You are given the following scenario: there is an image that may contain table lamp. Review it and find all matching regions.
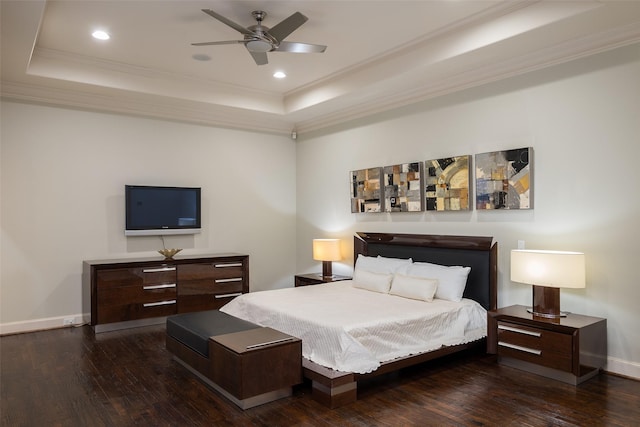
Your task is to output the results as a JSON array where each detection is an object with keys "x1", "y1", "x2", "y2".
[
  {"x1": 313, "y1": 239, "x2": 341, "y2": 278},
  {"x1": 511, "y1": 249, "x2": 585, "y2": 318}
]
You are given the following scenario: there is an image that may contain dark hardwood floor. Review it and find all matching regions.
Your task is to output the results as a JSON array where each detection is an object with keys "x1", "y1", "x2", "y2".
[{"x1": 1, "y1": 324, "x2": 638, "y2": 426}]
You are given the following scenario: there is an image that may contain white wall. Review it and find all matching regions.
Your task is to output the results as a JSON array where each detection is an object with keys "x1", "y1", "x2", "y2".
[
  {"x1": 296, "y1": 44, "x2": 640, "y2": 378},
  {"x1": 1, "y1": 102, "x2": 297, "y2": 332}
]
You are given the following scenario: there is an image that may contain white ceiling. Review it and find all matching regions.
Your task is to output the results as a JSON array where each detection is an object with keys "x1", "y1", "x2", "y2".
[{"x1": 2, "y1": 1, "x2": 640, "y2": 136}]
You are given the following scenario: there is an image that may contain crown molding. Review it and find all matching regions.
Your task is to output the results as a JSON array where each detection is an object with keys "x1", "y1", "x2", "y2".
[
  {"x1": 293, "y1": 24, "x2": 640, "y2": 134},
  {"x1": 29, "y1": 47, "x2": 285, "y2": 114},
  {"x1": 1, "y1": 81, "x2": 294, "y2": 135}
]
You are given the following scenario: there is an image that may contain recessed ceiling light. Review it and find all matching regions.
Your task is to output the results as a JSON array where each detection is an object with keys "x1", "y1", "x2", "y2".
[
  {"x1": 92, "y1": 30, "x2": 110, "y2": 41},
  {"x1": 273, "y1": 71, "x2": 286, "y2": 79}
]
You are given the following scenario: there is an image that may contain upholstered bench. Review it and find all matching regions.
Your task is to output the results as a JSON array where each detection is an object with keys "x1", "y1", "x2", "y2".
[{"x1": 166, "y1": 310, "x2": 302, "y2": 409}]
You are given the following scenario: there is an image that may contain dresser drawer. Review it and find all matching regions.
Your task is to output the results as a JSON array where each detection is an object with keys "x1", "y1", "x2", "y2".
[
  {"x1": 177, "y1": 280, "x2": 243, "y2": 296},
  {"x1": 178, "y1": 261, "x2": 245, "y2": 281},
  {"x1": 177, "y1": 293, "x2": 239, "y2": 312},
  {"x1": 97, "y1": 266, "x2": 176, "y2": 289},
  {"x1": 497, "y1": 321, "x2": 573, "y2": 372},
  {"x1": 98, "y1": 282, "x2": 177, "y2": 305},
  {"x1": 97, "y1": 299, "x2": 177, "y2": 324}
]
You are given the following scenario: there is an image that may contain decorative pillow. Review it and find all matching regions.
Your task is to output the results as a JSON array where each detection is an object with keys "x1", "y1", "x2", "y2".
[
  {"x1": 397, "y1": 262, "x2": 471, "y2": 302},
  {"x1": 352, "y1": 269, "x2": 393, "y2": 293},
  {"x1": 354, "y1": 254, "x2": 412, "y2": 275},
  {"x1": 389, "y1": 274, "x2": 438, "y2": 302}
]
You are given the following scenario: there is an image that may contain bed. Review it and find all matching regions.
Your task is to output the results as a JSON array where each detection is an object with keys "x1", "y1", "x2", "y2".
[{"x1": 222, "y1": 232, "x2": 497, "y2": 407}]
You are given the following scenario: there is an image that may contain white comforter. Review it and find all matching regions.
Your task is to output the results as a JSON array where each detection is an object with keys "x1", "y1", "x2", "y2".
[{"x1": 220, "y1": 280, "x2": 487, "y2": 374}]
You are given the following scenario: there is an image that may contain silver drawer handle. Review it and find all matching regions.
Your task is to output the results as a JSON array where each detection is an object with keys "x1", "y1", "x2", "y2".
[
  {"x1": 142, "y1": 267, "x2": 176, "y2": 273},
  {"x1": 498, "y1": 341, "x2": 542, "y2": 355},
  {"x1": 214, "y1": 293, "x2": 242, "y2": 299},
  {"x1": 143, "y1": 284, "x2": 176, "y2": 290},
  {"x1": 246, "y1": 337, "x2": 295, "y2": 350},
  {"x1": 498, "y1": 325, "x2": 541, "y2": 337},
  {"x1": 215, "y1": 278, "x2": 243, "y2": 283},
  {"x1": 143, "y1": 300, "x2": 176, "y2": 307},
  {"x1": 214, "y1": 263, "x2": 243, "y2": 268}
]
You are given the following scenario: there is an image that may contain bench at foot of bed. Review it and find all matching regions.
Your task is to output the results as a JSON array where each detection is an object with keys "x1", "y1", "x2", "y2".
[{"x1": 166, "y1": 310, "x2": 302, "y2": 409}]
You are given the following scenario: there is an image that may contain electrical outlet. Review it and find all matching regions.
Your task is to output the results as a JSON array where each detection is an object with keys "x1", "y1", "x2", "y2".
[
  {"x1": 517, "y1": 240, "x2": 525, "y2": 249},
  {"x1": 63, "y1": 317, "x2": 75, "y2": 326}
]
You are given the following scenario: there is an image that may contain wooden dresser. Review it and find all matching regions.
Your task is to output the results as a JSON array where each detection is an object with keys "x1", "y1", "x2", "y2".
[{"x1": 83, "y1": 253, "x2": 248, "y2": 332}]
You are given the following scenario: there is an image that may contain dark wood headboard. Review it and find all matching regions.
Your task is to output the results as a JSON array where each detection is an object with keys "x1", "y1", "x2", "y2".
[{"x1": 354, "y1": 232, "x2": 497, "y2": 311}]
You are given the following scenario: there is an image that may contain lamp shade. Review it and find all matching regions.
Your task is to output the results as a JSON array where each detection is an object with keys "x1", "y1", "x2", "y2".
[
  {"x1": 313, "y1": 239, "x2": 341, "y2": 261},
  {"x1": 511, "y1": 250, "x2": 585, "y2": 289}
]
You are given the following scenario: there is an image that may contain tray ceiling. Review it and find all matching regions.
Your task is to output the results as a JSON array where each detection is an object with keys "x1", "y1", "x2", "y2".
[{"x1": 2, "y1": 1, "x2": 639, "y2": 135}]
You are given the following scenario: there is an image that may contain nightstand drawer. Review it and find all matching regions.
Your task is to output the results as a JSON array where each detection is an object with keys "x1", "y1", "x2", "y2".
[{"x1": 497, "y1": 321, "x2": 573, "y2": 372}]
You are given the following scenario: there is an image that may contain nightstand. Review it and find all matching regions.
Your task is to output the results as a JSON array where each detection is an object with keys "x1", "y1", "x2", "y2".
[
  {"x1": 487, "y1": 305, "x2": 606, "y2": 385},
  {"x1": 294, "y1": 273, "x2": 352, "y2": 287}
]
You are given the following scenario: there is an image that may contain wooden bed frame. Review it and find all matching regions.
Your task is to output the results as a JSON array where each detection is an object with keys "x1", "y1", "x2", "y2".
[{"x1": 303, "y1": 232, "x2": 497, "y2": 408}]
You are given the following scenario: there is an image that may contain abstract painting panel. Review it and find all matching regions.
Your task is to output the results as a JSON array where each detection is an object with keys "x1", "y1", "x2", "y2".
[
  {"x1": 475, "y1": 147, "x2": 532, "y2": 210},
  {"x1": 383, "y1": 162, "x2": 423, "y2": 212},
  {"x1": 424, "y1": 156, "x2": 471, "y2": 211},
  {"x1": 350, "y1": 167, "x2": 383, "y2": 212}
]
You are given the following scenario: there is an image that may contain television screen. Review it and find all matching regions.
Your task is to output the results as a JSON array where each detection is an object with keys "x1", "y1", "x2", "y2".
[{"x1": 125, "y1": 185, "x2": 201, "y2": 236}]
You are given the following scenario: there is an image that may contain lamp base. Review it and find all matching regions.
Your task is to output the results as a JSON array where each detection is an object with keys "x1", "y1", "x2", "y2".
[
  {"x1": 322, "y1": 261, "x2": 333, "y2": 279},
  {"x1": 529, "y1": 285, "x2": 567, "y2": 318},
  {"x1": 526, "y1": 308, "x2": 568, "y2": 319}
]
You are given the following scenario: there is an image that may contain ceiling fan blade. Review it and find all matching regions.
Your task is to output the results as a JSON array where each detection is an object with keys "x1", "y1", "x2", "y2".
[
  {"x1": 191, "y1": 40, "x2": 245, "y2": 46},
  {"x1": 274, "y1": 41, "x2": 327, "y2": 54},
  {"x1": 268, "y1": 12, "x2": 308, "y2": 42},
  {"x1": 249, "y1": 51, "x2": 268, "y2": 66},
  {"x1": 201, "y1": 9, "x2": 252, "y2": 35}
]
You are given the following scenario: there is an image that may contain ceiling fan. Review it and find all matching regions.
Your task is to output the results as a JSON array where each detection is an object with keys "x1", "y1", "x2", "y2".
[{"x1": 192, "y1": 9, "x2": 327, "y2": 66}]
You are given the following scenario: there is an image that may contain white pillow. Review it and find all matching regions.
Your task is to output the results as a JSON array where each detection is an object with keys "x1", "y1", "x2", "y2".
[
  {"x1": 354, "y1": 254, "x2": 412, "y2": 275},
  {"x1": 389, "y1": 274, "x2": 438, "y2": 302},
  {"x1": 397, "y1": 262, "x2": 471, "y2": 302},
  {"x1": 352, "y1": 269, "x2": 393, "y2": 293}
]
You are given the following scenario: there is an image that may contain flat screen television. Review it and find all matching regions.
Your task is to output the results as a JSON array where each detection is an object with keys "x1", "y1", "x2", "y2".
[{"x1": 125, "y1": 185, "x2": 201, "y2": 236}]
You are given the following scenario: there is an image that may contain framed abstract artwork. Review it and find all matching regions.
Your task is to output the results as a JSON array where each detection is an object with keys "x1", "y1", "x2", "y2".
[
  {"x1": 475, "y1": 147, "x2": 532, "y2": 210},
  {"x1": 383, "y1": 162, "x2": 423, "y2": 212},
  {"x1": 424, "y1": 155, "x2": 471, "y2": 211},
  {"x1": 350, "y1": 167, "x2": 383, "y2": 212}
]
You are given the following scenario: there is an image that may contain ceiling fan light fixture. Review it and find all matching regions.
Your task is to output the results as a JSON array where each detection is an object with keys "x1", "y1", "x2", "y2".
[
  {"x1": 246, "y1": 39, "x2": 272, "y2": 53},
  {"x1": 194, "y1": 9, "x2": 326, "y2": 66}
]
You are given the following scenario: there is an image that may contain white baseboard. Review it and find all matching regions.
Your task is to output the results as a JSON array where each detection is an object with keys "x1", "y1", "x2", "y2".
[
  {"x1": 606, "y1": 356, "x2": 640, "y2": 380},
  {"x1": 0, "y1": 313, "x2": 90, "y2": 335}
]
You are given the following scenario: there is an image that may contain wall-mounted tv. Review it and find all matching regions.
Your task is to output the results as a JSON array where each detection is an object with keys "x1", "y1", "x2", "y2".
[{"x1": 125, "y1": 185, "x2": 201, "y2": 236}]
